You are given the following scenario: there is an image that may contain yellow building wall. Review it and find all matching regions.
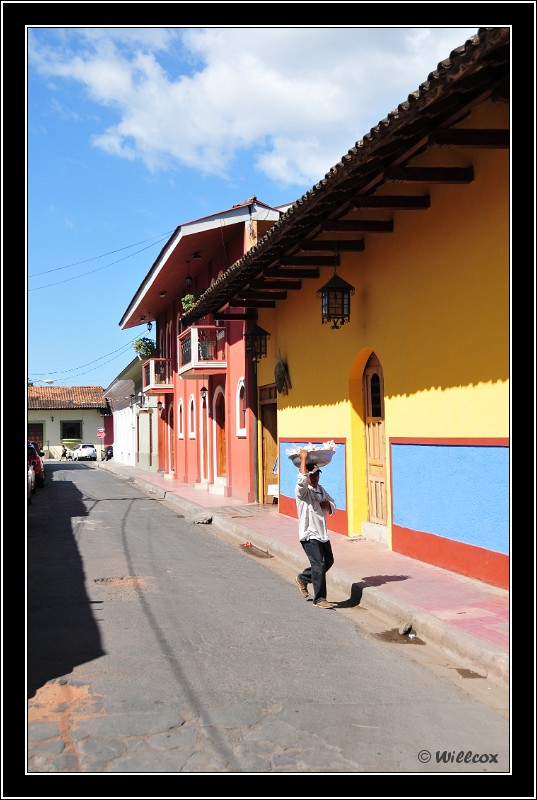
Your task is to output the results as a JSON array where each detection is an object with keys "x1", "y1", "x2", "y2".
[{"x1": 255, "y1": 99, "x2": 509, "y2": 540}]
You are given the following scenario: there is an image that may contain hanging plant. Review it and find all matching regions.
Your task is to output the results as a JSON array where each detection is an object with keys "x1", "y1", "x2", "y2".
[
  {"x1": 133, "y1": 337, "x2": 156, "y2": 358},
  {"x1": 181, "y1": 293, "x2": 198, "y2": 312}
]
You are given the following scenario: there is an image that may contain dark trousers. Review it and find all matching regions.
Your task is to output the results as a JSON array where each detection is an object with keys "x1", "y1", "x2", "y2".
[{"x1": 299, "y1": 539, "x2": 334, "y2": 603}]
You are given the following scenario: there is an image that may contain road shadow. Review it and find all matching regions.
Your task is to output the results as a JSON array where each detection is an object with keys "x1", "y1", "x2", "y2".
[
  {"x1": 27, "y1": 464, "x2": 105, "y2": 699},
  {"x1": 334, "y1": 575, "x2": 410, "y2": 608}
]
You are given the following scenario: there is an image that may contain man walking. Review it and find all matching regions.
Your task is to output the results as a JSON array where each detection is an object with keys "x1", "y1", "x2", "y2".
[{"x1": 294, "y1": 448, "x2": 337, "y2": 609}]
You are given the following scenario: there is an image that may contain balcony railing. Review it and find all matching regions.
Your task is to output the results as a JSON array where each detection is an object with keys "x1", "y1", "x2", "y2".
[
  {"x1": 177, "y1": 326, "x2": 227, "y2": 379},
  {"x1": 142, "y1": 358, "x2": 173, "y2": 394}
]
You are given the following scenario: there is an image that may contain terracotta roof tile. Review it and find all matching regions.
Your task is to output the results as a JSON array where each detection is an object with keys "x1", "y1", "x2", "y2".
[{"x1": 28, "y1": 386, "x2": 108, "y2": 410}]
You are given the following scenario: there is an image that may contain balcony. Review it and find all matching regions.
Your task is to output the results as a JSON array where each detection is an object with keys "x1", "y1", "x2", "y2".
[
  {"x1": 178, "y1": 326, "x2": 227, "y2": 380},
  {"x1": 142, "y1": 358, "x2": 174, "y2": 395}
]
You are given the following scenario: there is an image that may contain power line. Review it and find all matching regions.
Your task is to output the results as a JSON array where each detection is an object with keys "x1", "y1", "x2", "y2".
[
  {"x1": 29, "y1": 230, "x2": 175, "y2": 277},
  {"x1": 58, "y1": 347, "x2": 143, "y2": 380},
  {"x1": 28, "y1": 236, "x2": 171, "y2": 291},
  {"x1": 28, "y1": 335, "x2": 147, "y2": 377}
]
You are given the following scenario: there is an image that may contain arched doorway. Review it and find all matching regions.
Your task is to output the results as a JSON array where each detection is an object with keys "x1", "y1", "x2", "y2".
[
  {"x1": 260, "y1": 384, "x2": 278, "y2": 504},
  {"x1": 211, "y1": 387, "x2": 227, "y2": 493},
  {"x1": 362, "y1": 352, "x2": 386, "y2": 525},
  {"x1": 199, "y1": 393, "x2": 209, "y2": 483},
  {"x1": 168, "y1": 404, "x2": 175, "y2": 474},
  {"x1": 215, "y1": 393, "x2": 226, "y2": 478}
]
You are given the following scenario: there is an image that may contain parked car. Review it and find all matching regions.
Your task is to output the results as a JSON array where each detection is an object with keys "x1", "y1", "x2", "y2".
[
  {"x1": 27, "y1": 442, "x2": 46, "y2": 488},
  {"x1": 28, "y1": 462, "x2": 36, "y2": 502},
  {"x1": 104, "y1": 444, "x2": 113, "y2": 461},
  {"x1": 73, "y1": 443, "x2": 97, "y2": 461}
]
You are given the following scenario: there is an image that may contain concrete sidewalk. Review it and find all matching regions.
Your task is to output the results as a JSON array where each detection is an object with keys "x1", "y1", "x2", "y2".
[{"x1": 94, "y1": 459, "x2": 509, "y2": 689}]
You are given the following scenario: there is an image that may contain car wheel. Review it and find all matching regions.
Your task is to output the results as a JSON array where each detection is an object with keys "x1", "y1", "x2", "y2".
[{"x1": 36, "y1": 474, "x2": 45, "y2": 488}]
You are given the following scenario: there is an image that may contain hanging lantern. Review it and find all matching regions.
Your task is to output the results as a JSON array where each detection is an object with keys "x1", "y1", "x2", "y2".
[
  {"x1": 244, "y1": 324, "x2": 271, "y2": 362},
  {"x1": 185, "y1": 260, "x2": 193, "y2": 291},
  {"x1": 316, "y1": 273, "x2": 355, "y2": 329}
]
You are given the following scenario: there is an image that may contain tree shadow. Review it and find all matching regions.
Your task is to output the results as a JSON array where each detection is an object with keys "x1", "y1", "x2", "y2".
[{"x1": 334, "y1": 575, "x2": 410, "y2": 608}]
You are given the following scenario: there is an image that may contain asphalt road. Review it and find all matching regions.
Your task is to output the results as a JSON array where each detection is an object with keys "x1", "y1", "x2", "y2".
[{"x1": 26, "y1": 462, "x2": 510, "y2": 775}]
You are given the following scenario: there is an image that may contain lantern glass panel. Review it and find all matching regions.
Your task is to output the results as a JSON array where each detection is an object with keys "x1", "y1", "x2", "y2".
[{"x1": 323, "y1": 290, "x2": 350, "y2": 318}]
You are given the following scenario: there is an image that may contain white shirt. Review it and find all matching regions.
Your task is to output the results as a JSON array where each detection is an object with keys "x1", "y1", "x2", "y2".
[{"x1": 295, "y1": 472, "x2": 336, "y2": 542}]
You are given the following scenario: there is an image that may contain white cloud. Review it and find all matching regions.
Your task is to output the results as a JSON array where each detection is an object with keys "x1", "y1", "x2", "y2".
[{"x1": 28, "y1": 26, "x2": 479, "y2": 188}]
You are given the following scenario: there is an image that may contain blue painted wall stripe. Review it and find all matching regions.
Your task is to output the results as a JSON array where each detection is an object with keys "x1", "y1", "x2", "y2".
[{"x1": 391, "y1": 444, "x2": 509, "y2": 555}]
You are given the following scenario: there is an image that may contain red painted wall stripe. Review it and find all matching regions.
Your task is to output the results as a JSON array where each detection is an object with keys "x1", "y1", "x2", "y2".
[
  {"x1": 392, "y1": 524, "x2": 509, "y2": 589},
  {"x1": 279, "y1": 495, "x2": 348, "y2": 535},
  {"x1": 390, "y1": 437, "x2": 509, "y2": 447}
]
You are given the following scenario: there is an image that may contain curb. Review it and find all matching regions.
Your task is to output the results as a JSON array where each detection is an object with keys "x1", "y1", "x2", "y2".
[
  {"x1": 101, "y1": 464, "x2": 509, "y2": 690},
  {"x1": 209, "y1": 511, "x2": 509, "y2": 690}
]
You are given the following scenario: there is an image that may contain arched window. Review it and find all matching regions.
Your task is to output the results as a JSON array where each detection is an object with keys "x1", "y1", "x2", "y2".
[
  {"x1": 178, "y1": 398, "x2": 184, "y2": 439},
  {"x1": 188, "y1": 395, "x2": 196, "y2": 438},
  {"x1": 370, "y1": 373, "x2": 382, "y2": 418},
  {"x1": 236, "y1": 378, "x2": 246, "y2": 437}
]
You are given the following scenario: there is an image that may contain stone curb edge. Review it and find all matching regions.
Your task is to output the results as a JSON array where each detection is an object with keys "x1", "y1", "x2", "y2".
[
  {"x1": 105, "y1": 466, "x2": 509, "y2": 691},
  {"x1": 209, "y1": 511, "x2": 509, "y2": 691}
]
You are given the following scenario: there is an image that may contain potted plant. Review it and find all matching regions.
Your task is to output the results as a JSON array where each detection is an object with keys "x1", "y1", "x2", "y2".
[
  {"x1": 181, "y1": 294, "x2": 198, "y2": 312},
  {"x1": 133, "y1": 337, "x2": 156, "y2": 360}
]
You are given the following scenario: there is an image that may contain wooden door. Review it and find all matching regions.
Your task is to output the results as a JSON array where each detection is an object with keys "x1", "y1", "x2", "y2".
[
  {"x1": 363, "y1": 353, "x2": 386, "y2": 524},
  {"x1": 260, "y1": 386, "x2": 278, "y2": 504},
  {"x1": 28, "y1": 423, "x2": 44, "y2": 451},
  {"x1": 169, "y1": 405, "x2": 175, "y2": 473},
  {"x1": 149, "y1": 412, "x2": 153, "y2": 467},
  {"x1": 200, "y1": 396, "x2": 208, "y2": 482},
  {"x1": 215, "y1": 394, "x2": 226, "y2": 477}
]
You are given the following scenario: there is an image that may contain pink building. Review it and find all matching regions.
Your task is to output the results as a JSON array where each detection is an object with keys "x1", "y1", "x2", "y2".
[{"x1": 119, "y1": 198, "x2": 285, "y2": 502}]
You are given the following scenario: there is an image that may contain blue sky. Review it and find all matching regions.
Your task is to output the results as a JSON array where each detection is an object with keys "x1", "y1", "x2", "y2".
[{"x1": 27, "y1": 25, "x2": 479, "y2": 390}]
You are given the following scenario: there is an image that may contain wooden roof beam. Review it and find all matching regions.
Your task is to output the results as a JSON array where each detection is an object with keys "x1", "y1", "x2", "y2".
[
  {"x1": 321, "y1": 220, "x2": 394, "y2": 232},
  {"x1": 351, "y1": 195, "x2": 430, "y2": 210},
  {"x1": 249, "y1": 279, "x2": 302, "y2": 290},
  {"x1": 214, "y1": 311, "x2": 257, "y2": 320},
  {"x1": 299, "y1": 239, "x2": 365, "y2": 252},
  {"x1": 263, "y1": 267, "x2": 320, "y2": 278},
  {"x1": 230, "y1": 299, "x2": 276, "y2": 308},
  {"x1": 383, "y1": 166, "x2": 474, "y2": 183},
  {"x1": 236, "y1": 290, "x2": 288, "y2": 301},
  {"x1": 280, "y1": 256, "x2": 341, "y2": 266},
  {"x1": 429, "y1": 129, "x2": 509, "y2": 148}
]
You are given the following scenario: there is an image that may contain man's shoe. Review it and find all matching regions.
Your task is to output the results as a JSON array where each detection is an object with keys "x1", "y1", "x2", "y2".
[
  {"x1": 295, "y1": 575, "x2": 309, "y2": 599},
  {"x1": 313, "y1": 600, "x2": 335, "y2": 609}
]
